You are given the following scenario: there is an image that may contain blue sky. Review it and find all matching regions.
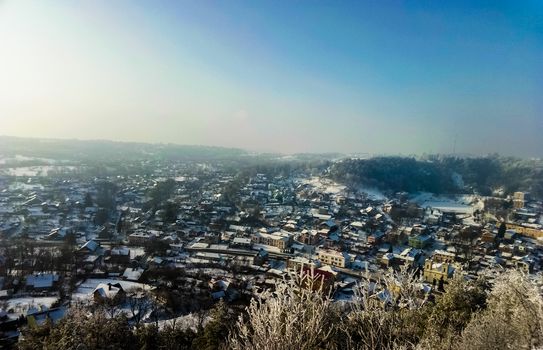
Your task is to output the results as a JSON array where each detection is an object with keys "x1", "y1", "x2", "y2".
[{"x1": 0, "y1": 0, "x2": 541, "y2": 156}]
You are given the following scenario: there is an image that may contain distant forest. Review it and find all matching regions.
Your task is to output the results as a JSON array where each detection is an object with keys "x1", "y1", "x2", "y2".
[
  {"x1": 0, "y1": 136, "x2": 246, "y2": 162},
  {"x1": 329, "y1": 155, "x2": 543, "y2": 198}
]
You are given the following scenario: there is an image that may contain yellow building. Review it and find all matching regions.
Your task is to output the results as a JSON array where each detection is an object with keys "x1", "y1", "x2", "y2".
[
  {"x1": 432, "y1": 249, "x2": 455, "y2": 263},
  {"x1": 251, "y1": 231, "x2": 292, "y2": 251},
  {"x1": 513, "y1": 192, "x2": 526, "y2": 209},
  {"x1": 504, "y1": 222, "x2": 543, "y2": 239},
  {"x1": 423, "y1": 259, "x2": 454, "y2": 284},
  {"x1": 287, "y1": 256, "x2": 315, "y2": 271},
  {"x1": 317, "y1": 249, "x2": 349, "y2": 268}
]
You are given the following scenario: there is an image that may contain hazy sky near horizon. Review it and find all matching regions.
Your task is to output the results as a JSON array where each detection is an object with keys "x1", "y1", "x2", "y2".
[{"x1": 0, "y1": 1, "x2": 541, "y2": 156}]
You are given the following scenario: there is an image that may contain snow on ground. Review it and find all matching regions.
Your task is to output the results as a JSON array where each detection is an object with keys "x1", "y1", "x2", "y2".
[
  {"x1": 151, "y1": 313, "x2": 212, "y2": 331},
  {"x1": 355, "y1": 185, "x2": 387, "y2": 201},
  {"x1": 252, "y1": 243, "x2": 281, "y2": 254},
  {"x1": 184, "y1": 267, "x2": 231, "y2": 277},
  {"x1": 2, "y1": 165, "x2": 78, "y2": 177},
  {"x1": 300, "y1": 177, "x2": 346, "y2": 195},
  {"x1": 72, "y1": 278, "x2": 151, "y2": 301},
  {"x1": 8, "y1": 182, "x2": 45, "y2": 191},
  {"x1": 300, "y1": 176, "x2": 386, "y2": 200},
  {"x1": 412, "y1": 192, "x2": 483, "y2": 214},
  {"x1": 0, "y1": 155, "x2": 57, "y2": 165},
  {"x1": 6, "y1": 296, "x2": 58, "y2": 315}
]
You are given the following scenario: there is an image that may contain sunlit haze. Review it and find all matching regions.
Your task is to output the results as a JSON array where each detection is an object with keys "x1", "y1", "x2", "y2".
[{"x1": 0, "y1": 1, "x2": 541, "y2": 156}]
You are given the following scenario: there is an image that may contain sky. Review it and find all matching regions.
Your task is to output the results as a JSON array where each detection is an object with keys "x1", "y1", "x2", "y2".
[{"x1": 0, "y1": 0, "x2": 541, "y2": 157}]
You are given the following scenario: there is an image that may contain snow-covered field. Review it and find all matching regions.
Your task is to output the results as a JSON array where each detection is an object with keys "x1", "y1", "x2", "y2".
[
  {"x1": 412, "y1": 193, "x2": 483, "y2": 214},
  {"x1": 6, "y1": 296, "x2": 59, "y2": 315},
  {"x1": 300, "y1": 177, "x2": 346, "y2": 195},
  {"x1": 1, "y1": 165, "x2": 78, "y2": 177},
  {"x1": 355, "y1": 185, "x2": 386, "y2": 201},
  {"x1": 299, "y1": 176, "x2": 387, "y2": 200},
  {"x1": 0, "y1": 155, "x2": 56, "y2": 165}
]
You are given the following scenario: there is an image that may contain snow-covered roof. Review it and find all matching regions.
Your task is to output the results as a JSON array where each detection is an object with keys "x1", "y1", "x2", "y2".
[
  {"x1": 81, "y1": 240, "x2": 99, "y2": 252},
  {"x1": 93, "y1": 283, "x2": 124, "y2": 299},
  {"x1": 26, "y1": 274, "x2": 59, "y2": 289}
]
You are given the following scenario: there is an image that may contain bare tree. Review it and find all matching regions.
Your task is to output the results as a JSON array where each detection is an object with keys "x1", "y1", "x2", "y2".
[
  {"x1": 127, "y1": 287, "x2": 153, "y2": 327},
  {"x1": 98, "y1": 295, "x2": 124, "y2": 318}
]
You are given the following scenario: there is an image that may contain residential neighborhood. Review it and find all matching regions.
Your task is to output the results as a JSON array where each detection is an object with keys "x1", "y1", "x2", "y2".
[{"x1": 1, "y1": 153, "x2": 542, "y2": 346}]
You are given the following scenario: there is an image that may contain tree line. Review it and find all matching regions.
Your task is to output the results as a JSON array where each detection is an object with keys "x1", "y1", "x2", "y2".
[{"x1": 329, "y1": 155, "x2": 543, "y2": 198}]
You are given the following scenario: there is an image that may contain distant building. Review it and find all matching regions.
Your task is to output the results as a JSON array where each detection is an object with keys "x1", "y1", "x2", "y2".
[
  {"x1": 408, "y1": 234, "x2": 433, "y2": 249},
  {"x1": 128, "y1": 231, "x2": 160, "y2": 245},
  {"x1": 481, "y1": 230, "x2": 496, "y2": 243},
  {"x1": 299, "y1": 229, "x2": 319, "y2": 245},
  {"x1": 26, "y1": 273, "x2": 59, "y2": 291},
  {"x1": 251, "y1": 231, "x2": 292, "y2": 251},
  {"x1": 423, "y1": 259, "x2": 454, "y2": 284},
  {"x1": 106, "y1": 247, "x2": 130, "y2": 265},
  {"x1": 367, "y1": 231, "x2": 385, "y2": 245},
  {"x1": 513, "y1": 192, "x2": 527, "y2": 209},
  {"x1": 230, "y1": 237, "x2": 252, "y2": 249},
  {"x1": 432, "y1": 249, "x2": 455, "y2": 263},
  {"x1": 253, "y1": 248, "x2": 268, "y2": 266},
  {"x1": 287, "y1": 256, "x2": 315, "y2": 271},
  {"x1": 504, "y1": 222, "x2": 543, "y2": 239},
  {"x1": 317, "y1": 249, "x2": 350, "y2": 268},
  {"x1": 300, "y1": 265, "x2": 337, "y2": 293}
]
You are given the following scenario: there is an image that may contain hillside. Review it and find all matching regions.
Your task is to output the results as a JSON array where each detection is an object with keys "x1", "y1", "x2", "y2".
[{"x1": 328, "y1": 155, "x2": 543, "y2": 198}]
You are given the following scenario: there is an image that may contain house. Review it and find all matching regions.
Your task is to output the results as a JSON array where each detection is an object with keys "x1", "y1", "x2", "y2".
[
  {"x1": 320, "y1": 219, "x2": 338, "y2": 233},
  {"x1": 79, "y1": 240, "x2": 102, "y2": 255},
  {"x1": 230, "y1": 237, "x2": 252, "y2": 249},
  {"x1": 93, "y1": 283, "x2": 125, "y2": 302},
  {"x1": 367, "y1": 231, "x2": 385, "y2": 245},
  {"x1": 299, "y1": 229, "x2": 319, "y2": 245},
  {"x1": 287, "y1": 256, "x2": 315, "y2": 271},
  {"x1": 253, "y1": 248, "x2": 268, "y2": 266},
  {"x1": 128, "y1": 231, "x2": 160, "y2": 245},
  {"x1": 408, "y1": 235, "x2": 433, "y2": 249},
  {"x1": 106, "y1": 247, "x2": 131, "y2": 265},
  {"x1": 209, "y1": 278, "x2": 239, "y2": 301},
  {"x1": 432, "y1": 249, "x2": 455, "y2": 263},
  {"x1": 122, "y1": 267, "x2": 145, "y2": 282},
  {"x1": 26, "y1": 273, "x2": 59, "y2": 291}
]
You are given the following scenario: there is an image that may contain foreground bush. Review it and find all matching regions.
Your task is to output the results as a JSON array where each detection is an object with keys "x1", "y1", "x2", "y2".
[
  {"x1": 228, "y1": 269, "x2": 542, "y2": 350},
  {"x1": 228, "y1": 269, "x2": 340, "y2": 350},
  {"x1": 454, "y1": 271, "x2": 543, "y2": 350}
]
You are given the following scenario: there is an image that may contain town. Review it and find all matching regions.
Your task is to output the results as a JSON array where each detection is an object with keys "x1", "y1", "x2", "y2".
[{"x1": 1, "y1": 153, "x2": 542, "y2": 346}]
